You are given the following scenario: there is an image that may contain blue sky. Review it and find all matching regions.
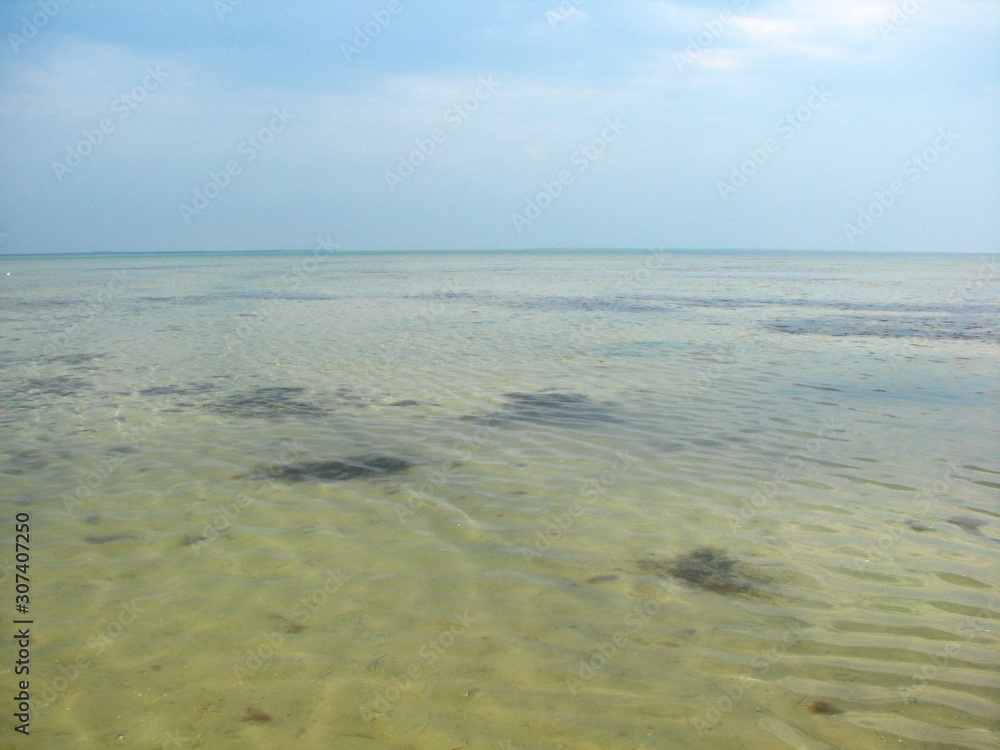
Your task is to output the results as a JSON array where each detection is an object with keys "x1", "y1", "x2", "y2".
[{"x1": 0, "y1": 0, "x2": 997, "y2": 253}]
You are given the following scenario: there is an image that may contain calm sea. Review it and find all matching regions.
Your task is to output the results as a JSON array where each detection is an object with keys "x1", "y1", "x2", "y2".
[{"x1": 1, "y1": 250, "x2": 997, "y2": 750}]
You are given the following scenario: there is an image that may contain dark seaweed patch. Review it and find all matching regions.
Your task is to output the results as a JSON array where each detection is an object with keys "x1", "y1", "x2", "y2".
[
  {"x1": 273, "y1": 614, "x2": 306, "y2": 634},
  {"x1": 639, "y1": 547, "x2": 762, "y2": 595},
  {"x1": 405, "y1": 291, "x2": 478, "y2": 302},
  {"x1": 38, "y1": 352, "x2": 107, "y2": 366},
  {"x1": 471, "y1": 390, "x2": 623, "y2": 427},
  {"x1": 86, "y1": 533, "x2": 139, "y2": 544},
  {"x1": 512, "y1": 296, "x2": 667, "y2": 313},
  {"x1": 586, "y1": 574, "x2": 619, "y2": 584},
  {"x1": 24, "y1": 375, "x2": 90, "y2": 396},
  {"x1": 241, "y1": 707, "x2": 272, "y2": 723},
  {"x1": 601, "y1": 341, "x2": 673, "y2": 358},
  {"x1": 2, "y1": 449, "x2": 50, "y2": 474},
  {"x1": 208, "y1": 386, "x2": 329, "y2": 419},
  {"x1": 248, "y1": 455, "x2": 412, "y2": 482},
  {"x1": 139, "y1": 295, "x2": 215, "y2": 305},
  {"x1": 231, "y1": 292, "x2": 340, "y2": 302},
  {"x1": 139, "y1": 382, "x2": 217, "y2": 397},
  {"x1": 140, "y1": 292, "x2": 341, "y2": 305},
  {"x1": 947, "y1": 516, "x2": 985, "y2": 535},
  {"x1": 765, "y1": 315, "x2": 997, "y2": 343},
  {"x1": 4, "y1": 299, "x2": 80, "y2": 309},
  {"x1": 807, "y1": 700, "x2": 844, "y2": 715},
  {"x1": 645, "y1": 295, "x2": 989, "y2": 314}
]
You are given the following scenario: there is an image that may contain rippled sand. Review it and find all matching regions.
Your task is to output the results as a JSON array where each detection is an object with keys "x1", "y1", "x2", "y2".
[{"x1": 1, "y1": 250, "x2": 997, "y2": 749}]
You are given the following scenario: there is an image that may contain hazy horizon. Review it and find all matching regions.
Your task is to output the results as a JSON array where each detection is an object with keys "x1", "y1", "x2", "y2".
[{"x1": 2, "y1": 247, "x2": 998, "y2": 258}]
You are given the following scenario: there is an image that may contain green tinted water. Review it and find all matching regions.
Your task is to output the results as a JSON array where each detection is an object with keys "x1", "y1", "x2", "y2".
[{"x1": 1, "y1": 250, "x2": 997, "y2": 749}]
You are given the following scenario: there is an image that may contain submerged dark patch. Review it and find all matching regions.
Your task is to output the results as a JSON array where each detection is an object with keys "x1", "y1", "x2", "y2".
[
  {"x1": 470, "y1": 390, "x2": 623, "y2": 427},
  {"x1": 139, "y1": 382, "x2": 217, "y2": 397},
  {"x1": 224, "y1": 291, "x2": 341, "y2": 302},
  {"x1": 2, "y1": 449, "x2": 50, "y2": 474},
  {"x1": 139, "y1": 295, "x2": 216, "y2": 305},
  {"x1": 512, "y1": 296, "x2": 667, "y2": 313},
  {"x1": 947, "y1": 516, "x2": 985, "y2": 535},
  {"x1": 5, "y1": 299, "x2": 80, "y2": 309},
  {"x1": 241, "y1": 707, "x2": 272, "y2": 723},
  {"x1": 208, "y1": 386, "x2": 329, "y2": 419},
  {"x1": 86, "y1": 533, "x2": 139, "y2": 544},
  {"x1": 24, "y1": 375, "x2": 90, "y2": 396},
  {"x1": 140, "y1": 292, "x2": 341, "y2": 305},
  {"x1": 644, "y1": 294, "x2": 987, "y2": 315},
  {"x1": 806, "y1": 700, "x2": 844, "y2": 715},
  {"x1": 248, "y1": 455, "x2": 412, "y2": 482},
  {"x1": 764, "y1": 315, "x2": 997, "y2": 343},
  {"x1": 37, "y1": 352, "x2": 107, "y2": 366},
  {"x1": 639, "y1": 547, "x2": 763, "y2": 595},
  {"x1": 586, "y1": 574, "x2": 619, "y2": 584}
]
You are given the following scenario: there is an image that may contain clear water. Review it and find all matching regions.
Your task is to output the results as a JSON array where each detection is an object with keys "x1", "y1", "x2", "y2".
[{"x1": 1, "y1": 250, "x2": 997, "y2": 749}]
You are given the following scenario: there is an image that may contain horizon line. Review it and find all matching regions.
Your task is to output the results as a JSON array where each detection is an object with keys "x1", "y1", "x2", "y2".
[{"x1": 1, "y1": 247, "x2": 995, "y2": 258}]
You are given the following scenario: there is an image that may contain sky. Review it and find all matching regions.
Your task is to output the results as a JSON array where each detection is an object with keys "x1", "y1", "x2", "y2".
[{"x1": 0, "y1": 0, "x2": 997, "y2": 254}]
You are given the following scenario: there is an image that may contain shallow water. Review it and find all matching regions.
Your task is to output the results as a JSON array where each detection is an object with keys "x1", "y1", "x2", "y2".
[{"x1": 1, "y1": 250, "x2": 997, "y2": 749}]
